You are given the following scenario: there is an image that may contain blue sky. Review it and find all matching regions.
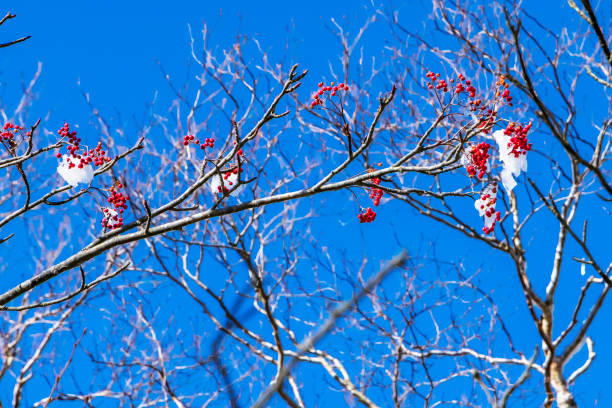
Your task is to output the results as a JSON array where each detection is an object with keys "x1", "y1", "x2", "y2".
[
  {"x1": 1, "y1": 0, "x2": 611, "y2": 406},
  {"x1": 2, "y1": 1, "x2": 412, "y2": 121}
]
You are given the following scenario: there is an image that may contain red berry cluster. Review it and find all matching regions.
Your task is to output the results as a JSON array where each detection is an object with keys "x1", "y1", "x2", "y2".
[
  {"x1": 107, "y1": 181, "x2": 128, "y2": 213},
  {"x1": 503, "y1": 122, "x2": 532, "y2": 157},
  {"x1": 101, "y1": 181, "x2": 128, "y2": 230},
  {"x1": 426, "y1": 71, "x2": 490, "y2": 129},
  {"x1": 477, "y1": 110, "x2": 498, "y2": 134},
  {"x1": 423, "y1": 69, "x2": 523, "y2": 235},
  {"x1": 466, "y1": 142, "x2": 491, "y2": 179},
  {"x1": 101, "y1": 208, "x2": 122, "y2": 230},
  {"x1": 90, "y1": 142, "x2": 110, "y2": 166},
  {"x1": 217, "y1": 168, "x2": 240, "y2": 193},
  {"x1": 501, "y1": 89, "x2": 512, "y2": 104},
  {"x1": 55, "y1": 123, "x2": 110, "y2": 168},
  {"x1": 425, "y1": 71, "x2": 511, "y2": 136},
  {"x1": 183, "y1": 134, "x2": 215, "y2": 150},
  {"x1": 357, "y1": 207, "x2": 376, "y2": 223},
  {"x1": 483, "y1": 214, "x2": 502, "y2": 235},
  {"x1": 435, "y1": 78, "x2": 448, "y2": 92},
  {"x1": 478, "y1": 187, "x2": 501, "y2": 235},
  {"x1": 496, "y1": 75, "x2": 513, "y2": 106},
  {"x1": 310, "y1": 81, "x2": 349, "y2": 108},
  {"x1": 426, "y1": 71, "x2": 477, "y2": 98},
  {"x1": 471, "y1": 75, "x2": 512, "y2": 132},
  {"x1": 369, "y1": 178, "x2": 383, "y2": 206},
  {"x1": 1, "y1": 122, "x2": 23, "y2": 141},
  {"x1": 456, "y1": 73, "x2": 477, "y2": 97},
  {"x1": 213, "y1": 167, "x2": 242, "y2": 193},
  {"x1": 58, "y1": 122, "x2": 78, "y2": 145},
  {"x1": 426, "y1": 71, "x2": 444, "y2": 91}
]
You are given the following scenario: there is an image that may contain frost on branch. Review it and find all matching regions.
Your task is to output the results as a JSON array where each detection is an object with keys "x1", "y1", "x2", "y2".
[
  {"x1": 54, "y1": 123, "x2": 110, "y2": 187},
  {"x1": 493, "y1": 123, "x2": 532, "y2": 193},
  {"x1": 57, "y1": 154, "x2": 94, "y2": 186},
  {"x1": 210, "y1": 169, "x2": 243, "y2": 196},
  {"x1": 475, "y1": 183, "x2": 500, "y2": 235},
  {"x1": 101, "y1": 208, "x2": 122, "y2": 229}
]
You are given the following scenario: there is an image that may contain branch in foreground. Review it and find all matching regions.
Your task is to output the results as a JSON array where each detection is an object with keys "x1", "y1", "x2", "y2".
[{"x1": 251, "y1": 251, "x2": 408, "y2": 408}]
